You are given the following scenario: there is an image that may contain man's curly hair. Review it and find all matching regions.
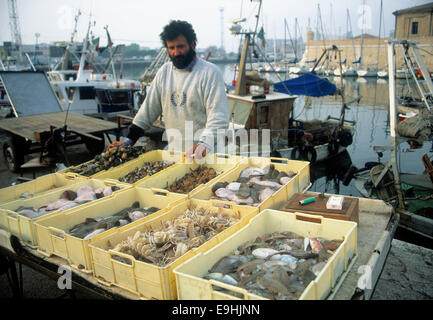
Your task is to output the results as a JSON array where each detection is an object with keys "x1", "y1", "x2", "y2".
[{"x1": 160, "y1": 20, "x2": 197, "y2": 48}]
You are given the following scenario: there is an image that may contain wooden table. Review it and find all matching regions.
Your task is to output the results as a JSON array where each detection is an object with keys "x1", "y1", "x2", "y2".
[
  {"x1": 279, "y1": 192, "x2": 359, "y2": 223},
  {"x1": 0, "y1": 112, "x2": 119, "y2": 142}
]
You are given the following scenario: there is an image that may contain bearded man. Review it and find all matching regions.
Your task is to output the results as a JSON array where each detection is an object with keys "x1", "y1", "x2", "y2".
[{"x1": 119, "y1": 20, "x2": 229, "y2": 161}]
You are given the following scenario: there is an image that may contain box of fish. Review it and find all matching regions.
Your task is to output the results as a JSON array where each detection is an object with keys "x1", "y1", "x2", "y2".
[
  {"x1": 173, "y1": 209, "x2": 357, "y2": 300},
  {"x1": 191, "y1": 157, "x2": 310, "y2": 211},
  {"x1": 136, "y1": 153, "x2": 240, "y2": 197},
  {"x1": 59, "y1": 145, "x2": 147, "y2": 178},
  {"x1": 0, "y1": 179, "x2": 131, "y2": 247},
  {"x1": 33, "y1": 187, "x2": 187, "y2": 273},
  {"x1": 88, "y1": 198, "x2": 259, "y2": 300},
  {"x1": 91, "y1": 150, "x2": 185, "y2": 185},
  {"x1": 0, "y1": 172, "x2": 87, "y2": 206}
]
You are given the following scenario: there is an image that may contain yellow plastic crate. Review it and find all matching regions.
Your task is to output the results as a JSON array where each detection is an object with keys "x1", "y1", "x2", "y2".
[
  {"x1": 191, "y1": 156, "x2": 310, "y2": 211},
  {"x1": 59, "y1": 149, "x2": 149, "y2": 179},
  {"x1": 34, "y1": 187, "x2": 187, "y2": 273},
  {"x1": 0, "y1": 172, "x2": 87, "y2": 205},
  {"x1": 173, "y1": 209, "x2": 357, "y2": 300},
  {"x1": 135, "y1": 153, "x2": 241, "y2": 197},
  {"x1": 91, "y1": 150, "x2": 185, "y2": 185},
  {"x1": 0, "y1": 179, "x2": 131, "y2": 247},
  {"x1": 88, "y1": 198, "x2": 259, "y2": 300}
]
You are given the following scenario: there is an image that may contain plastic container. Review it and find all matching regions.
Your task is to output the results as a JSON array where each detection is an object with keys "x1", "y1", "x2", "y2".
[
  {"x1": 135, "y1": 153, "x2": 240, "y2": 197},
  {"x1": 0, "y1": 179, "x2": 131, "y2": 247},
  {"x1": 191, "y1": 157, "x2": 310, "y2": 211},
  {"x1": 0, "y1": 172, "x2": 87, "y2": 205},
  {"x1": 88, "y1": 199, "x2": 259, "y2": 300},
  {"x1": 91, "y1": 150, "x2": 185, "y2": 185},
  {"x1": 34, "y1": 187, "x2": 187, "y2": 273},
  {"x1": 59, "y1": 148, "x2": 151, "y2": 179},
  {"x1": 173, "y1": 209, "x2": 357, "y2": 300}
]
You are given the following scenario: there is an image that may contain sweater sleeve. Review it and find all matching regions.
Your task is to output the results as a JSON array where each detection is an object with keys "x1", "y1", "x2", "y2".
[
  {"x1": 132, "y1": 70, "x2": 163, "y2": 134},
  {"x1": 199, "y1": 66, "x2": 229, "y2": 148}
]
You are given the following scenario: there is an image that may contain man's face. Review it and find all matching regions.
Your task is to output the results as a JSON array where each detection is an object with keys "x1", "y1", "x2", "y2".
[{"x1": 166, "y1": 34, "x2": 195, "y2": 69}]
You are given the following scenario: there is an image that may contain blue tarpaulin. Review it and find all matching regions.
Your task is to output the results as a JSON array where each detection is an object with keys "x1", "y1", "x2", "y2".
[{"x1": 273, "y1": 72, "x2": 337, "y2": 97}]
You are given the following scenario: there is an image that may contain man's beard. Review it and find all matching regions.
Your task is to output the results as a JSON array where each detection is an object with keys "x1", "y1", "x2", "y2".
[{"x1": 170, "y1": 48, "x2": 196, "y2": 69}]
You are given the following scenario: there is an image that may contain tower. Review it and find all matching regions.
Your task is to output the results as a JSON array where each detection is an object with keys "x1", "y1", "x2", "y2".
[{"x1": 7, "y1": 0, "x2": 23, "y2": 63}]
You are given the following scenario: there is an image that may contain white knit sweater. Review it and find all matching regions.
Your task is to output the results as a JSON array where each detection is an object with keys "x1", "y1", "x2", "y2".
[{"x1": 132, "y1": 57, "x2": 229, "y2": 150}]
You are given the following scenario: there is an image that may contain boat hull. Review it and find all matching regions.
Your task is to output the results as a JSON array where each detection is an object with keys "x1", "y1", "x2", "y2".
[{"x1": 357, "y1": 69, "x2": 377, "y2": 77}]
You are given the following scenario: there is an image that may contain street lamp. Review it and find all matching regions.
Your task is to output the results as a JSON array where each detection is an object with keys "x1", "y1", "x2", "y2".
[{"x1": 34, "y1": 32, "x2": 40, "y2": 63}]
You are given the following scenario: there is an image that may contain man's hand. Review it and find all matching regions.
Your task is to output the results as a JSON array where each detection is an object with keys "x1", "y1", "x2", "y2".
[
  {"x1": 107, "y1": 141, "x2": 124, "y2": 150},
  {"x1": 106, "y1": 138, "x2": 133, "y2": 151},
  {"x1": 186, "y1": 143, "x2": 209, "y2": 162}
]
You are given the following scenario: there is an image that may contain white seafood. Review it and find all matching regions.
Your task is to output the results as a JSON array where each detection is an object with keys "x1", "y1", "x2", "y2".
[
  {"x1": 74, "y1": 191, "x2": 96, "y2": 204},
  {"x1": 230, "y1": 195, "x2": 255, "y2": 205},
  {"x1": 226, "y1": 182, "x2": 241, "y2": 192},
  {"x1": 259, "y1": 188, "x2": 276, "y2": 202},
  {"x1": 57, "y1": 201, "x2": 80, "y2": 211},
  {"x1": 77, "y1": 185, "x2": 94, "y2": 197},
  {"x1": 215, "y1": 188, "x2": 235, "y2": 199},
  {"x1": 252, "y1": 248, "x2": 279, "y2": 259},
  {"x1": 103, "y1": 186, "x2": 113, "y2": 197},
  {"x1": 128, "y1": 210, "x2": 146, "y2": 222},
  {"x1": 45, "y1": 199, "x2": 74, "y2": 211},
  {"x1": 240, "y1": 166, "x2": 265, "y2": 178},
  {"x1": 118, "y1": 219, "x2": 129, "y2": 226},
  {"x1": 206, "y1": 273, "x2": 238, "y2": 286},
  {"x1": 271, "y1": 254, "x2": 298, "y2": 265},
  {"x1": 304, "y1": 237, "x2": 310, "y2": 251},
  {"x1": 83, "y1": 228, "x2": 106, "y2": 240},
  {"x1": 279, "y1": 176, "x2": 292, "y2": 185}
]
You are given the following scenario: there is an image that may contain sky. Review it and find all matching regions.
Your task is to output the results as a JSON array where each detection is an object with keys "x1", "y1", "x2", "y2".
[{"x1": 0, "y1": 0, "x2": 430, "y2": 53}]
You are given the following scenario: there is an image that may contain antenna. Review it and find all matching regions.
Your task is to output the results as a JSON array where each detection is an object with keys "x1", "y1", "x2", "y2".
[{"x1": 71, "y1": 9, "x2": 82, "y2": 43}]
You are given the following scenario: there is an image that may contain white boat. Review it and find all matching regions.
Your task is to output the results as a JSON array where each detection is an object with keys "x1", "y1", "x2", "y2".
[
  {"x1": 377, "y1": 70, "x2": 388, "y2": 78},
  {"x1": 48, "y1": 69, "x2": 141, "y2": 120},
  {"x1": 289, "y1": 64, "x2": 310, "y2": 74},
  {"x1": 357, "y1": 68, "x2": 378, "y2": 77},
  {"x1": 334, "y1": 67, "x2": 358, "y2": 77},
  {"x1": 47, "y1": 23, "x2": 142, "y2": 121}
]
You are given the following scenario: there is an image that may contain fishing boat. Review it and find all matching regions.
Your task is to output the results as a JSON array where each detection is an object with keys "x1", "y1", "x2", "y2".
[
  {"x1": 226, "y1": 4, "x2": 355, "y2": 164},
  {"x1": 47, "y1": 18, "x2": 142, "y2": 121},
  {"x1": 353, "y1": 40, "x2": 433, "y2": 239}
]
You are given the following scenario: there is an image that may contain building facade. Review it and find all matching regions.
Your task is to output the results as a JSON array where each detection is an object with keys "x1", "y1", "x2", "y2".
[{"x1": 301, "y1": 2, "x2": 433, "y2": 71}]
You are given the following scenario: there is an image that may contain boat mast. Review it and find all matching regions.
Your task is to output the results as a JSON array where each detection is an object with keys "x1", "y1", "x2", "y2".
[
  {"x1": 376, "y1": 0, "x2": 383, "y2": 73},
  {"x1": 234, "y1": 0, "x2": 262, "y2": 96},
  {"x1": 76, "y1": 18, "x2": 91, "y2": 82},
  {"x1": 61, "y1": 9, "x2": 81, "y2": 71},
  {"x1": 387, "y1": 41, "x2": 406, "y2": 209},
  {"x1": 360, "y1": 0, "x2": 366, "y2": 69}
]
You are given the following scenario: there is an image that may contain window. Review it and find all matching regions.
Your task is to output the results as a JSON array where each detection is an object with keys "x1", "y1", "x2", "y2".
[
  {"x1": 411, "y1": 22, "x2": 419, "y2": 35},
  {"x1": 79, "y1": 86, "x2": 96, "y2": 100},
  {"x1": 260, "y1": 106, "x2": 269, "y2": 125}
]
